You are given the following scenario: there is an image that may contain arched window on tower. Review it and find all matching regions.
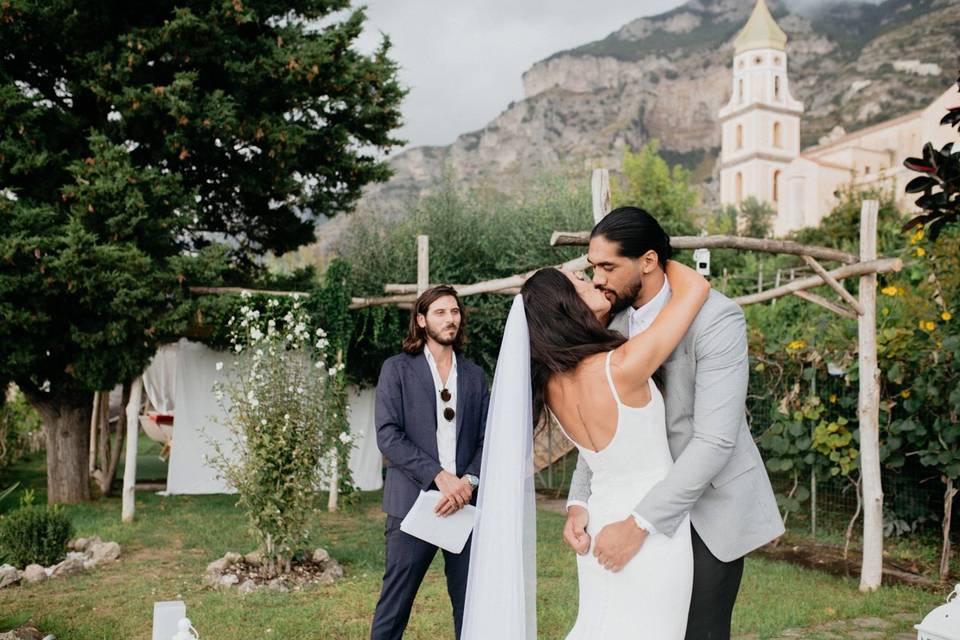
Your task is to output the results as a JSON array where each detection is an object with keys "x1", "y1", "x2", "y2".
[
  {"x1": 736, "y1": 124, "x2": 743, "y2": 150},
  {"x1": 773, "y1": 170, "x2": 781, "y2": 203},
  {"x1": 738, "y1": 78, "x2": 744, "y2": 103},
  {"x1": 774, "y1": 76, "x2": 781, "y2": 101},
  {"x1": 773, "y1": 121, "x2": 782, "y2": 148},
  {"x1": 736, "y1": 172, "x2": 743, "y2": 205}
]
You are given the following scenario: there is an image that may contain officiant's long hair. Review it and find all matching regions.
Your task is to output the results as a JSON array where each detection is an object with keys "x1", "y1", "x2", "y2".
[{"x1": 520, "y1": 268, "x2": 626, "y2": 425}]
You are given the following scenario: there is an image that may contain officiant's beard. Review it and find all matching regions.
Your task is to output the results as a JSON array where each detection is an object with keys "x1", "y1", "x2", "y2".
[
  {"x1": 426, "y1": 322, "x2": 459, "y2": 347},
  {"x1": 605, "y1": 278, "x2": 643, "y2": 314}
]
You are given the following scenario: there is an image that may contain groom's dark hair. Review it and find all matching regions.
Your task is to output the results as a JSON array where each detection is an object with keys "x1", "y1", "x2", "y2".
[{"x1": 591, "y1": 206, "x2": 673, "y2": 268}]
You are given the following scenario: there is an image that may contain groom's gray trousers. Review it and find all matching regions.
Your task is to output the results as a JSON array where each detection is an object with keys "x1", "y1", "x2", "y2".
[{"x1": 370, "y1": 351, "x2": 488, "y2": 640}]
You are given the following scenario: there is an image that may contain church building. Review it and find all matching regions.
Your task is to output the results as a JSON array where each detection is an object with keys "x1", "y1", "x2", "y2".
[{"x1": 719, "y1": 0, "x2": 959, "y2": 236}]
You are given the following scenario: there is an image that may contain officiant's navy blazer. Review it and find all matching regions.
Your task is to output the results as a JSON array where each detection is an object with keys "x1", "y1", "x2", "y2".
[{"x1": 375, "y1": 351, "x2": 489, "y2": 519}]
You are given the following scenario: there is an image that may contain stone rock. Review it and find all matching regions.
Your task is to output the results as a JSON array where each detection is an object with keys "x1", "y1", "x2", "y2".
[
  {"x1": 244, "y1": 550, "x2": 263, "y2": 567},
  {"x1": 0, "y1": 564, "x2": 20, "y2": 589},
  {"x1": 205, "y1": 557, "x2": 230, "y2": 574},
  {"x1": 72, "y1": 537, "x2": 88, "y2": 551},
  {"x1": 51, "y1": 557, "x2": 85, "y2": 579},
  {"x1": 89, "y1": 541, "x2": 121, "y2": 563},
  {"x1": 237, "y1": 579, "x2": 258, "y2": 594},
  {"x1": 22, "y1": 565, "x2": 46, "y2": 585},
  {"x1": 216, "y1": 573, "x2": 239, "y2": 589},
  {"x1": 81, "y1": 536, "x2": 102, "y2": 552},
  {"x1": 83, "y1": 559, "x2": 99, "y2": 571},
  {"x1": 0, "y1": 619, "x2": 43, "y2": 640},
  {"x1": 311, "y1": 548, "x2": 330, "y2": 565},
  {"x1": 851, "y1": 617, "x2": 892, "y2": 629},
  {"x1": 223, "y1": 552, "x2": 243, "y2": 564},
  {"x1": 318, "y1": 561, "x2": 344, "y2": 586},
  {"x1": 66, "y1": 551, "x2": 87, "y2": 562},
  {"x1": 267, "y1": 578, "x2": 289, "y2": 593}
]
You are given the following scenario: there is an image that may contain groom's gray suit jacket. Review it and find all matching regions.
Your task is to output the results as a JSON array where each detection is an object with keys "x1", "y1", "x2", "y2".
[{"x1": 567, "y1": 289, "x2": 783, "y2": 562}]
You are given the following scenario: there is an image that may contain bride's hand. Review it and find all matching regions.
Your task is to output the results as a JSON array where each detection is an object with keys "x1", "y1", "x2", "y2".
[{"x1": 563, "y1": 505, "x2": 591, "y2": 555}]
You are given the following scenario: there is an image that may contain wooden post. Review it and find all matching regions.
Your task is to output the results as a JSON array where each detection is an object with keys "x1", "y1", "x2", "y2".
[
  {"x1": 857, "y1": 199, "x2": 883, "y2": 592},
  {"x1": 121, "y1": 376, "x2": 143, "y2": 523},
  {"x1": 417, "y1": 235, "x2": 429, "y2": 297},
  {"x1": 722, "y1": 268, "x2": 729, "y2": 293},
  {"x1": 88, "y1": 391, "x2": 100, "y2": 474},
  {"x1": 328, "y1": 349, "x2": 344, "y2": 513},
  {"x1": 591, "y1": 169, "x2": 611, "y2": 223},
  {"x1": 773, "y1": 270, "x2": 781, "y2": 306},
  {"x1": 757, "y1": 264, "x2": 764, "y2": 294}
]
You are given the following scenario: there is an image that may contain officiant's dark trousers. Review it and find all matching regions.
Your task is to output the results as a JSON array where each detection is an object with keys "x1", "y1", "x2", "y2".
[
  {"x1": 371, "y1": 516, "x2": 472, "y2": 640},
  {"x1": 685, "y1": 527, "x2": 744, "y2": 640}
]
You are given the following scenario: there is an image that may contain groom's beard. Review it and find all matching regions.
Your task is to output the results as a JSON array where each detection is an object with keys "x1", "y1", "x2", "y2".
[
  {"x1": 426, "y1": 322, "x2": 459, "y2": 346},
  {"x1": 604, "y1": 279, "x2": 643, "y2": 315}
]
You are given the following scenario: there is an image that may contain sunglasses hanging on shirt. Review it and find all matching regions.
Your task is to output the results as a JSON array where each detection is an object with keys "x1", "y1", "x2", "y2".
[{"x1": 440, "y1": 388, "x2": 455, "y2": 421}]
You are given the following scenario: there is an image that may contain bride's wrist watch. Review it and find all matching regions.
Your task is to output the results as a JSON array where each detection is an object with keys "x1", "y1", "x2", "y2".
[{"x1": 465, "y1": 474, "x2": 479, "y2": 488}]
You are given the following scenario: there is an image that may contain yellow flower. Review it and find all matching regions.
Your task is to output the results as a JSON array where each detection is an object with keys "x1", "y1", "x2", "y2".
[
  {"x1": 900, "y1": 390, "x2": 910, "y2": 399},
  {"x1": 881, "y1": 286, "x2": 898, "y2": 296},
  {"x1": 943, "y1": 311, "x2": 953, "y2": 322},
  {"x1": 787, "y1": 340, "x2": 807, "y2": 351},
  {"x1": 915, "y1": 247, "x2": 926, "y2": 257},
  {"x1": 925, "y1": 321, "x2": 936, "y2": 331},
  {"x1": 829, "y1": 394, "x2": 838, "y2": 404},
  {"x1": 910, "y1": 229, "x2": 924, "y2": 244}
]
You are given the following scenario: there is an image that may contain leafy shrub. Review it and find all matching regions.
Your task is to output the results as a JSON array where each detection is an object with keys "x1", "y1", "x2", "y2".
[{"x1": 0, "y1": 493, "x2": 73, "y2": 567}]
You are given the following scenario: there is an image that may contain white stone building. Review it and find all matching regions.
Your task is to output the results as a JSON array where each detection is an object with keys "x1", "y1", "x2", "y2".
[{"x1": 719, "y1": 0, "x2": 960, "y2": 236}]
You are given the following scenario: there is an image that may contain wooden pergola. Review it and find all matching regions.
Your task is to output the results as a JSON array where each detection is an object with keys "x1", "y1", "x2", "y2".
[{"x1": 124, "y1": 168, "x2": 900, "y2": 592}]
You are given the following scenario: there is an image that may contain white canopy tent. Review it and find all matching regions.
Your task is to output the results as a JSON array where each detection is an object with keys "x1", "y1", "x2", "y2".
[{"x1": 137, "y1": 338, "x2": 383, "y2": 495}]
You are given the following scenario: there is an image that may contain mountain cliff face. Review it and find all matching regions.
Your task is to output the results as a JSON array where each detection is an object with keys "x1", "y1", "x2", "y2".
[{"x1": 350, "y1": 0, "x2": 960, "y2": 220}]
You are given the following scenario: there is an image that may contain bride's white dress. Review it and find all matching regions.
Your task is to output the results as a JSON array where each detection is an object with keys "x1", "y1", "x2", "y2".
[{"x1": 557, "y1": 352, "x2": 693, "y2": 639}]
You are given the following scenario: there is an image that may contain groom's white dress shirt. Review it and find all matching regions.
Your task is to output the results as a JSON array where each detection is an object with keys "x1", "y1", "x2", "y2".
[
  {"x1": 566, "y1": 276, "x2": 671, "y2": 535},
  {"x1": 424, "y1": 347, "x2": 458, "y2": 474}
]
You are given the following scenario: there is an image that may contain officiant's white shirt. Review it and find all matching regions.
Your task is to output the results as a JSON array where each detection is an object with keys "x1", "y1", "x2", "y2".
[
  {"x1": 424, "y1": 347, "x2": 458, "y2": 474},
  {"x1": 567, "y1": 276, "x2": 671, "y2": 535}
]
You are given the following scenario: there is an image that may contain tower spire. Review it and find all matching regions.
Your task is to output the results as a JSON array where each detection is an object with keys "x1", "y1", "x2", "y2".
[{"x1": 734, "y1": 0, "x2": 787, "y2": 54}]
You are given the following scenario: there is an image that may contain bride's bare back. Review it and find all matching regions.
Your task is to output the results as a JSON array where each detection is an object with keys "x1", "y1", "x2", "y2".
[{"x1": 546, "y1": 355, "x2": 653, "y2": 453}]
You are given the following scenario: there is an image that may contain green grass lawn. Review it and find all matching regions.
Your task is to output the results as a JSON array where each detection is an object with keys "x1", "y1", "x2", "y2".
[{"x1": 0, "y1": 453, "x2": 947, "y2": 639}]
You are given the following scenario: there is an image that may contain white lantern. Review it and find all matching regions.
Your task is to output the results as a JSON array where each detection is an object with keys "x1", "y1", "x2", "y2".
[
  {"x1": 693, "y1": 248, "x2": 711, "y2": 277},
  {"x1": 152, "y1": 601, "x2": 185, "y2": 640},
  {"x1": 916, "y1": 584, "x2": 960, "y2": 640}
]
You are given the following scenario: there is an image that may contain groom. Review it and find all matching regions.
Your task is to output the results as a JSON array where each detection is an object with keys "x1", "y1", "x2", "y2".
[
  {"x1": 370, "y1": 285, "x2": 488, "y2": 640},
  {"x1": 564, "y1": 207, "x2": 783, "y2": 639}
]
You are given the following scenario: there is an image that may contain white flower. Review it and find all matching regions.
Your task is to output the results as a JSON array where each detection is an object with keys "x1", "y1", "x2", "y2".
[
  {"x1": 107, "y1": 109, "x2": 122, "y2": 122},
  {"x1": 261, "y1": 419, "x2": 267, "y2": 426},
  {"x1": 215, "y1": 361, "x2": 223, "y2": 371},
  {"x1": 296, "y1": 386, "x2": 304, "y2": 395},
  {"x1": 235, "y1": 344, "x2": 243, "y2": 353},
  {"x1": 251, "y1": 398, "x2": 260, "y2": 408},
  {"x1": 250, "y1": 327, "x2": 263, "y2": 341},
  {"x1": 283, "y1": 413, "x2": 290, "y2": 421},
  {"x1": 339, "y1": 432, "x2": 352, "y2": 444},
  {"x1": 241, "y1": 291, "x2": 252, "y2": 299},
  {"x1": 328, "y1": 367, "x2": 337, "y2": 377},
  {"x1": 314, "y1": 361, "x2": 323, "y2": 369}
]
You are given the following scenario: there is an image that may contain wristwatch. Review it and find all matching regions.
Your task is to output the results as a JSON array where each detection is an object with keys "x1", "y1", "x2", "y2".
[{"x1": 465, "y1": 474, "x2": 479, "y2": 488}]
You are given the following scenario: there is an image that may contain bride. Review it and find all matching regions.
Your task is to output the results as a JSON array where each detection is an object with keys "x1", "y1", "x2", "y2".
[{"x1": 461, "y1": 259, "x2": 709, "y2": 639}]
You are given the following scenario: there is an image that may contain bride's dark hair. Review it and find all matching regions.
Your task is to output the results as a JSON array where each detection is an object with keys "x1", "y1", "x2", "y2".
[{"x1": 520, "y1": 268, "x2": 626, "y2": 425}]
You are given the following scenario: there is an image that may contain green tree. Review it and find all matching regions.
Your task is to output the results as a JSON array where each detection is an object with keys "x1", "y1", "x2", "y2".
[
  {"x1": 0, "y1": 1, "x2": 403, "y2": 502},
  {"x1": 611, "y1": 140, "x2": 700, "y2": 236}
]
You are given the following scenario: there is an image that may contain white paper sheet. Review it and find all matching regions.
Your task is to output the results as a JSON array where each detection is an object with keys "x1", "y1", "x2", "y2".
[{"x1": 400, "y1": 490, "x2": 477, "y2": 554}]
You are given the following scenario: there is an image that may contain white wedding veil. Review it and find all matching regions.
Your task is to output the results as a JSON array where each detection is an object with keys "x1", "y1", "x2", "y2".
[{"x1": 461, "y1": 294, "x2": 537, "y2": 639}]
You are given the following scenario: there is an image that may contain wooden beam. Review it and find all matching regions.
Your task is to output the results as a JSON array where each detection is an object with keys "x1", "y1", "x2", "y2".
[
  {"x1": 550, "y1": 232, "x2": 858, "y2": 264},
  {"x1": 792, "y1": 290, "x2": 857, "y2": 320},
  {"x1": 190, "y1": 286, "x2": 306, "y2": 298},
  {"x1": 349, "y1": 255, "x2": 590, "y2": 310},
  {"x1": 121, "y1": 376, "x2": 143, "y2": 523},
  {"x1": 591, "y1": 169, "x2": 612, "y2": 223},
  {"x1": 88, "y1": 391, "x2": 100, "y2": 475},
  {"x1": 385, "y1": 283, "x2": 520, "y2": 295},
  {"x1": 733, "y1": 257, "x2": 902, "y2": 306},
  {"x1": 802, "y1": 255, "x2": 866, "y2": 315},
  {"x1": 857, "y1": 199, "x2": 883, "y2": 593},
  {"x1": 417, "y1": 235, "x2": 429, "y2": 296}
]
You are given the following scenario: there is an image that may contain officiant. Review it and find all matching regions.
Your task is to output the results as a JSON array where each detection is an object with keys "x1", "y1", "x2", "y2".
[{"x1": 370, "y1": 285, "x2": 489, "y2": 640}]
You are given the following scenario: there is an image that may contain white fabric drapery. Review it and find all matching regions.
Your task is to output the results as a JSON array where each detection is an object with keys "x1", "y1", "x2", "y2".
[{"x1": 152, "y1": 339, "x2": 382, "y2": 494}]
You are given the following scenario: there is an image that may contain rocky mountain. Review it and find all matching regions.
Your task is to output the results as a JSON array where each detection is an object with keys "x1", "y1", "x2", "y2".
[{"x1": 343, "y1": 0, "x2": 960, "y2": 225}]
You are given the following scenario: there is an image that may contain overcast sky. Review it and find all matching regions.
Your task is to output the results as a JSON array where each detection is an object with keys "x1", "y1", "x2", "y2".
[{"x1": 354, "y1": 1, "x2": 685, "y2": 151}]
